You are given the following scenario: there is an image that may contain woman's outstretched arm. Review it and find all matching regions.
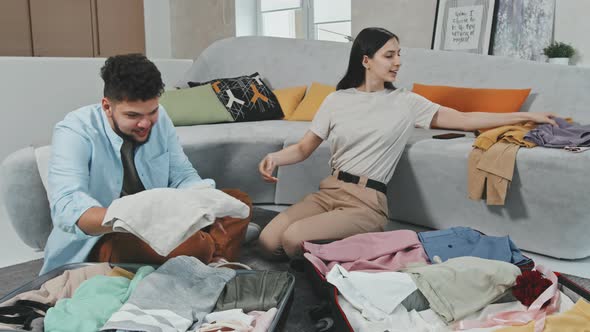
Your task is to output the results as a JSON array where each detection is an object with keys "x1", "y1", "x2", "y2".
[{"x1": 431, "y1": 106, "x2": 557, "y2": 131}]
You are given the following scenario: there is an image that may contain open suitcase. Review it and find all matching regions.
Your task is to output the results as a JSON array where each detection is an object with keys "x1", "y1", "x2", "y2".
[
  {"x1": 0, "y1": 262, "x2": 295, "y2": 332},
  {"x1": 303, "y1": 256, "x2": 590, "y2": 332}
]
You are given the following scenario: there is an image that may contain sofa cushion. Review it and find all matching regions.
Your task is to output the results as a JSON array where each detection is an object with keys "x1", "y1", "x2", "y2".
[
  {"x1": 159, "y1": 85, "x2": 234, "y2": 126},
  {"x1": 273, "y1": 86, "x2": 307, "y2": 119},
  {"x1": 188, "y1": 73, "x2": 284, "y2": 122},
  {"x1": 412, "y1": 84, "x2": 531, "y2": 113},
  {"x1": 289, "y1": 82, "x2": 336, "y2": 121}
]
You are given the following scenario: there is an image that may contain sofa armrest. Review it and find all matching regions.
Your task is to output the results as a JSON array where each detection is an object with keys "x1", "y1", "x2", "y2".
[{"x1": 0, "y1": 147, "x2": 52, "y2": 250}]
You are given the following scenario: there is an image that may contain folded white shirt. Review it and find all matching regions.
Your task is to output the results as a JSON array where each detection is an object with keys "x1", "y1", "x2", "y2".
[
  {"x1": 102, "y1": 186, "x2": 250, "y2": 256},
  {"x1": 326, "y1": 264, "x2": 417, "y2": 321}
]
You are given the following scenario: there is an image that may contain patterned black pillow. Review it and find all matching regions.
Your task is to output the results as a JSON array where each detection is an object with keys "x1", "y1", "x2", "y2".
[{"x1": 188, "y1": 72, "x2": 284, "y2": 122}]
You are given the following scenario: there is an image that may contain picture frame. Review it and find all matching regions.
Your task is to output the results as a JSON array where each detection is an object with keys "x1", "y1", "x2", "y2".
[{"x1": 432, "y1": 0, "x2": 498, "y2": 55}]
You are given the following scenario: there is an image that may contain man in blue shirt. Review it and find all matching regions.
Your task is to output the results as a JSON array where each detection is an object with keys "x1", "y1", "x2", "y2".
[{"x1": 42, "y1": 54, "x2": 251, "y2": 274}]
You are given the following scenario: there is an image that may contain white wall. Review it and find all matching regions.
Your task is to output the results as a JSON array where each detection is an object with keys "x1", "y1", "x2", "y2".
[
  {"x1": 144, "y1": 0, "x2": 173, "y2": 59},
  {"x1": 351, "y1": 0, "x2": 437, "y2": 49},
  {"x1": 350, "y1": 0, "x2": 589, "y2": 67},
  {"x1": 170, "y1": 0, "x2": 236, "y2": 59},
  {"x1": 554, "y1": 0, "x2": 589, "y2": 67}
]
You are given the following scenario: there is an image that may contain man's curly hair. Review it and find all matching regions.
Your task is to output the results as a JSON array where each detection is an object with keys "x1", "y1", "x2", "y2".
[{"x1": 100, "y1": 54, "x2": 165, "y2": 102}]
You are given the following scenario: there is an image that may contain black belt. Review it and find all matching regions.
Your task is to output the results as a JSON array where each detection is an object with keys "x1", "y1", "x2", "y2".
[{"x1": 334, "y1": 170, "x2": 387, "y2": 195}]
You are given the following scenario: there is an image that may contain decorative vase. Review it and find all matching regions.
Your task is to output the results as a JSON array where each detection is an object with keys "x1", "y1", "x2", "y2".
[{"x1": 548, "y1": 57, "x2": 570, "y2": 65}]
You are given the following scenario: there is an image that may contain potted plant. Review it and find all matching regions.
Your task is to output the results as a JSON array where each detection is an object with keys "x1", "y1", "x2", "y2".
[{"x1": 543, "y1": 41, "x2": 575, "y2": 65}]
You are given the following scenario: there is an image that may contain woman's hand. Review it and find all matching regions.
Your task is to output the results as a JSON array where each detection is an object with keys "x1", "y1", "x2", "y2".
[
  {"x1": 526, "y1": 112, "x2": 558, "y2": 126},
  {"x1": 259, "y1": 154, "x2": 278, "y2": 183}
]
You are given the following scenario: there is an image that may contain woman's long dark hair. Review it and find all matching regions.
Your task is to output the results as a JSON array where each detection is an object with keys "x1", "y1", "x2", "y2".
[{"x1": 336, "y1": 27, "x2": 399, "y2": 91}]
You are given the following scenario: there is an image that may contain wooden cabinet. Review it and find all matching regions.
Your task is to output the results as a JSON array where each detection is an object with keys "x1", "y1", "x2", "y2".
[
  {"x1": 96, "y1": 0, "x2": 145, "y2": 57},
  {"x1": 0, "y1": 0, "x2": 145, "y2": 57},
  {"x1": 0, "y1": 0, "x2": 33, "y2": 56},
  {"x1": 29, "y1": 0, "x2": 96, "y2": 57}
]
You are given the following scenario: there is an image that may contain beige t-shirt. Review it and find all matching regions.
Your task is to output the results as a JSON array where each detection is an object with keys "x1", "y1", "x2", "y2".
[{"x1": 310, "y1": 87, "x2": 440, "y2": 183}]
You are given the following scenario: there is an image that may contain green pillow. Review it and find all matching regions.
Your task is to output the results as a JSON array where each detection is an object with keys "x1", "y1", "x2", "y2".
[{"x1": 159, "y1": 84, "x2": 234, "y2": 126}]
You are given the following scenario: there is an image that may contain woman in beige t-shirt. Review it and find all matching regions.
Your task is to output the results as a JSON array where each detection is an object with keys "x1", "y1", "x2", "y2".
[{"x1": 257, "y1": 27, "x2": 556, "y2": 259}]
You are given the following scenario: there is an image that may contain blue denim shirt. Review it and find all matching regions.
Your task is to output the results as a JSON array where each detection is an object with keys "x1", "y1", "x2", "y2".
[{"x1": 41, "y1": 104, "x2": 215, "y2": 274}]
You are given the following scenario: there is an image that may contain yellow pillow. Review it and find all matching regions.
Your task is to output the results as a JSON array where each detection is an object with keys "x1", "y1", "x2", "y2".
[
  {"x1": 288, "y1": 82, "x2": 336, "y2": 121},
  {"x1": 273, "y1": 86, "x2": 307, "y2": 119}
]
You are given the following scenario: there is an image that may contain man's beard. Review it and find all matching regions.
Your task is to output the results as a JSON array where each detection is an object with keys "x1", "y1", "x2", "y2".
[{"x1": 112, "y1": 117, "x2": 151, "y2": 145}]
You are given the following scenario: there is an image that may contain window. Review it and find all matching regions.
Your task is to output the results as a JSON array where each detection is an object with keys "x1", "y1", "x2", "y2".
[
  {"x1": 313, "y1": 0, "x2": 352, "y2": 42},
  {"x1": 257, "y1": 0, "x2": 351, "y2": 42}
]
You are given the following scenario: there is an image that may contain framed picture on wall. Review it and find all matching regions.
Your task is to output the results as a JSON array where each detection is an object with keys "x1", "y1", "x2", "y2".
[{"x1": 432, "y1": 0, "x2": 498, "y2": 55}]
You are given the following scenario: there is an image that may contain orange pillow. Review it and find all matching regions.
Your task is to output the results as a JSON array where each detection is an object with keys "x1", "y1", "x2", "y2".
[
  {"x1": 412, "y1": 83, "x2": 531, "y2": 113},
  {"x1": 273, "y1": 86, "x2": 307, "y2": 119},
  {"x1": 288, "y1": 82, "x2": 336, "y2": 121}
]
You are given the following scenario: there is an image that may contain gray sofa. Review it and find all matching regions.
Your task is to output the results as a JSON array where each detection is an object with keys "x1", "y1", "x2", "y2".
[{"x1": 2, "y1": 36, "x2": 590, "y2": 262}]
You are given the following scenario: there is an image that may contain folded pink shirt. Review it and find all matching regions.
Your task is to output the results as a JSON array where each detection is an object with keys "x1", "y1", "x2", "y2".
[{"x1": 303, "y1": 230, "x2": 429, "y2": 275}]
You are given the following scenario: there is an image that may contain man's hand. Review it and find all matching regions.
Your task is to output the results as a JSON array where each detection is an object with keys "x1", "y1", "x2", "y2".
[{"x1": 77, "y1": 207, "x2": 112, "y2": 235}]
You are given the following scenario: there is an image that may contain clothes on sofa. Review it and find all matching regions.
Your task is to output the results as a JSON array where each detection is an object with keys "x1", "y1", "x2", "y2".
[
  {"x1": 474, "y1": 123, "x2": 537, "y2": 151},
  {"x1": 0, "y1": 263, "x2": 112, "y2": 307},
  {"x1": 468, "y1": 142, "x2": 520, "y2": 206},
  {"x1": 418, "y1": 227, "x2": 533, "y2": 268},
  {"x1": 101, "y1": 186, "x2": 250, "y2": 256},
  {"x1": 43, "y1": 104, "x2": 215, "y2": 275},
  {"x1": 404, "y1": 257, "x2": 521, "y2": 323},
  {"x1": 469, "y1": 123, "x2": 538, "y2": 206},
  {"x1": 303, "y1": 229, "x2": 429, "y2": 275},
  {"x1": 524, "y1": 117, "x2": 590, "y2": 148},
  {"x1": 101, "y1": 256, "x2": 235, "y2": 332},
  {"x1": 44, "y1": 265, "x2": 154, "y2": 332}
]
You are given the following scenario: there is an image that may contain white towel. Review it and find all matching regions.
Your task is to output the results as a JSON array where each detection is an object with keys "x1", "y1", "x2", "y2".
[{"x1": 102, "y1": 187, "x2": 250, "y2": 256}]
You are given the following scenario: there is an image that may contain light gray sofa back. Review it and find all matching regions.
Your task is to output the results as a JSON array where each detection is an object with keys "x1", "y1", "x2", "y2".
[{"x1": 180, "y1": 36, "x2": 590, "y2": 122}]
